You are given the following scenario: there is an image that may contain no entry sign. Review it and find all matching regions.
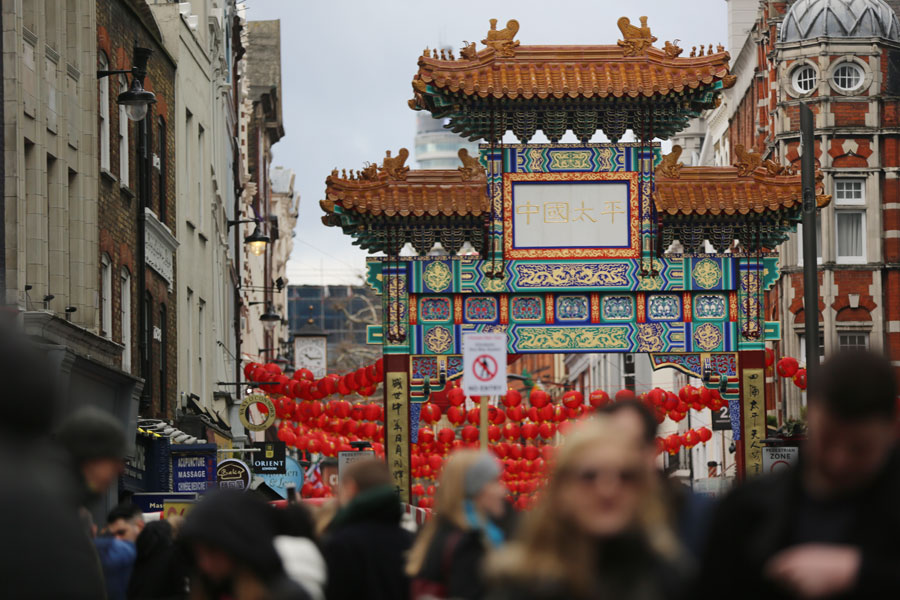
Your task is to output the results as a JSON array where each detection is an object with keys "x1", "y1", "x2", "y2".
[{"x1": 463, "y1": 333, "x2": 507, "y2": 396}]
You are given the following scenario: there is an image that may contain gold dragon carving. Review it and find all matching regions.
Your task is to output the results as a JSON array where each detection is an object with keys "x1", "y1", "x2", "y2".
[
  {"x1": 379, "y1": 149, "x2": 410, "y2": 180},
  {"x1": 663, "y1": 40, "x2": 683, "y2": 58},
  {"x1": 733, "y1": 144, "x2": 763, "y2": 177},
  {"x1": 457, "y1": 148, "x2": 485, "y2": 180},
  {"x1": 617, "y1": 16, "x2": 658, "y2": 56},
  {"x1": 482, "y1": 19, "x2": 520, "y2": 57},
  {"x1": 656, "y1": 145, "x2": 683, "y2": 178}
]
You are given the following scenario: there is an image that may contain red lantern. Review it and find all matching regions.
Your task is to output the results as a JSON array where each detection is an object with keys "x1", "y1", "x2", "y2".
[
  {"x1": 447, "y1": 406, "x2": 465, "y2": 426},
  {"x1": 521, "y1": 422, "x2": 538, "y2": 440},
  {"x1": 697, "y1": 426, "x2": 713, "y2": 443},
  {"x1": 538, "y1": 422, "x2": 556, "y2": 439},
  {"x1": 437, "y1": 427, "x2": 455, "y2": 445},
  {"x1": 502, "y1": 422, "x2": 520, "y2": 441},
  {"x1": 682, "y1": 429, "x2": 700, "y2": 448},
  {"x1": 530, "y1": 389, "x2": 550, "y2": 409},
  {"x1": 447, "y1": 388, "x2": 466, "y2": 406},
  {"x1": 418, "y1": 428, "x2": 435, "y2": 445},
  {"x1": 589, "y1": 389, "x2": 610, "y2": 408},
  {"x1": 294, "y1": 368, "x2": 314, "y2": 381},
  {"x1": 615, "y1": 389, "x2": 636, "y2": 403},
  {"x1": 765, "y1": 348, "x2": 775, "y2": 368},
  {"x1": 776, "y1": 356, "x2": 799, "y2": 378},
  {"x1": 411, "y1": 483, "x2": 425, "y2": 497},
  {"x1": 461, "y1": 425, "x2": 479, "y2": 443},
  {"x1": 488, "y1": 425, "x2": 501, "y2": 442},
  {"x1": 421, "y1": 403, "x2": 442, "y2": 424},
  {"x1": 663, "y1": 392, "x2": 678, "y2": 412},
  {"x1": 647, "y1": 388, "x2": 666, "y2": 407},
  {"x1": 664, "y1": 433, "x2": 682, "y2": 455},
  {"x1": 523, "y1": 445, "x2": 540, "y2": 461},
  {"x1": 489, "y1": 406, "x2": 506, "y2": 425},
  {"x1": 502, "y1": 388, "x2": 523, "y2": 407},
  {"x1": 506, "y1": 406, "x2": 524, "y2": 422},
  {"x1": 507, "y1": 443, "x2": 523, "y2": 460},
  {"x1": 466, "y1": 408, "x2": 481, "y2": 425},
  {"x1": 793, "y1": 368, "x2": 808, "y2": 390},
  {"x1": 668, "y1": 410, "x2": 686, "y2": 422},
  {"x1": 428, "y1": 454, "x2": 443, "y2": 472},
  {"x1": 562, "y1": 390, "x2": 583, "y2": 409}
]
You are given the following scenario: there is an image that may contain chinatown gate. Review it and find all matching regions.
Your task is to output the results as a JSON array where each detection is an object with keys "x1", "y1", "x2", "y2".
[{"x1": 321, "y1": 17, "x2": 829, "y2": 501}]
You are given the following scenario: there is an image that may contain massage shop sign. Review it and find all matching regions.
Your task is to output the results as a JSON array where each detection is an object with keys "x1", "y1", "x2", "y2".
[{"x1": 171, "y1": 444, "x2": 218, "y2": 493}]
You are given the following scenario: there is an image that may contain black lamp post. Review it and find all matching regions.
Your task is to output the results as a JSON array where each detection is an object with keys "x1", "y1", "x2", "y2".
[
  {"x1": 227, "y1": 219, "x2": 270, "y2": 256},
  {"x1": 97, "y1": 45, "x2": 156, "y2": 121}
]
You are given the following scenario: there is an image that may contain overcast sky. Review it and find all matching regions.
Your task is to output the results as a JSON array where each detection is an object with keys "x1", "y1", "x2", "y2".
[{"x1": 245, "y1": 0, "x2": 728, "y2": 286}]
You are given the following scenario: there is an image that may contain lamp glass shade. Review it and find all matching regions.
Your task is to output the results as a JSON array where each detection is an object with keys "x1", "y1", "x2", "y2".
[
  {"x1": 248, "y1": 240, "x2": 267, "y2": 256},
  {"x1": 117, "y1": 78, "x2": 155, "y2": 122},
  {"x1": 260, "y1": 305, "x2": 281, "y2": 331},
  {"x1": 125, "y1": 103, "x2": 149, "y2": 122},
  {"x1": 244, "y1": 223, "x2": 270, "y2": 256}
]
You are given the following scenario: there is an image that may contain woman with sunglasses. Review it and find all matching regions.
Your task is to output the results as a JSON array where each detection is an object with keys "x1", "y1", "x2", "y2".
[{"x1": 487, "y1": 417, "x2": 687, "y2": 600}]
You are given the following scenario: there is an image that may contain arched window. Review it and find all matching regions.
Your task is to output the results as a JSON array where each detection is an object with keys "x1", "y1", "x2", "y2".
[
  {"x1": 98, "y1": 52, "x2": 110, "y2": 170},
  {"x1": 121, "y1": 267, "x2": 132, "y2": 371},
  {"x1": 118, "y1": 75, "x2": 129, "y2": 186},
  {"x1": 100, "y1": 253, "x2": 111, "y2": 338}
]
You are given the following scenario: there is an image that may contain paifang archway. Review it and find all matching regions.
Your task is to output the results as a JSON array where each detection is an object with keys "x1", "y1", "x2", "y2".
[{"x1": 320, "y1": 17, "x2": 830, "y2": 501}]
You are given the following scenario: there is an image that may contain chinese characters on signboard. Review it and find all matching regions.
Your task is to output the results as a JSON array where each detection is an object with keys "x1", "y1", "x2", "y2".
[
  {"x1": 386, "y1": 372, "x2": 410, "y2": 500},
  {"x1": 511, "y1": 182, "x2": 629, "y2": 249},
  {"x1": 741, "y1": 368, "x2": 766, "y2": 477}
]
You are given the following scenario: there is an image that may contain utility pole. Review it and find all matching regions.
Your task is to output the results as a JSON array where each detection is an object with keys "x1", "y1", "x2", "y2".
[{"x1": 800, "y1": 103, "x2": 820, "y2": 384}]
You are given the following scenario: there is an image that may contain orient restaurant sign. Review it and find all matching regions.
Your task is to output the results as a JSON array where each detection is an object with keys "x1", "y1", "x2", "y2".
[{"x1": 217, "y1": 458, "x2": 251, "y2": 491}]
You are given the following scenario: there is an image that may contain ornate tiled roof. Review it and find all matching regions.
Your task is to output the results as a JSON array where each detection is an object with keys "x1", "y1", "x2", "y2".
[
  {"x1": 653, "y1": 145, "x2": 831, "y2": 216},
  {"x1": 409, "y1": 17, "x2": 736, "y2": 142},
  {"x1": 321, "y1": 148, "x2": 489, "y2": 219}
]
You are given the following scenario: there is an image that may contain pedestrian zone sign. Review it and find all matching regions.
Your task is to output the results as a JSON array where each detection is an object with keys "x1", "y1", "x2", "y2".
[{"x1": 463, "y1": 333, "x2": 507, "y2": 396}]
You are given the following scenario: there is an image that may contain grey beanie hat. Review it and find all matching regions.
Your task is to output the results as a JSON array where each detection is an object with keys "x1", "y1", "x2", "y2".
[
  {"x1": 56, "y1": 406, "x2": 127, "y2": 464},
  {"x1": 463, "y1": 453, "x2": 501, "y2": 498}
]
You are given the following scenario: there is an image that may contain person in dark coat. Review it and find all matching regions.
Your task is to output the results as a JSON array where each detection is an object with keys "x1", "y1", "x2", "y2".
[
  {"x1": 697, "y1": 350, "x2": 900, "y2": 599},
  {"x1": 407, "y1": 451, "x2": 510, "y2": 600},
  {"x1": 128, "y1": 519, "x2": 188, "y2": 599},
  {"x1": 320, "y1": 458, "x2": 414, "y2": 600},
  {"x1": 0, "y1": 325, "x2": 108, "y2": 599},
  {"x1": 180, "y1": 489, "x2": 310, "y2": 600}
]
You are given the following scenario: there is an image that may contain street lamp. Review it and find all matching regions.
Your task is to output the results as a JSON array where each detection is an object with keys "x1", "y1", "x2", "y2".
[
  {"x1": 260, "y1": 305, "x2": 281, "y2": 331},
  {"x1": 227, "y1": 219, "x2": 270, "y2": 256},
  {"x1": 98, "y1": 45, "x2": 156, "y2": 122}
]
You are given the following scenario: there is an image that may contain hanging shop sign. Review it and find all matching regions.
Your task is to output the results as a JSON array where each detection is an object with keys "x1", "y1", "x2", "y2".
[
  {"x1": 132, "y1": 492, "x2": 197, "y2": 513},
  {"x1": 250, "y1": 441, "x2": 286, "y2": 475},
  {"x1": 170, "y1": 444, "x2": 217, "y2": 494},
  {"x1": 239, "y1": 394, "x2": 277, "y2": 431},
  {"x1": 217, "y1": 458, "x2": 252, "y2": 491},
  {"x1": 256, "y1": 456, "x2": 305, "y2": 500}
]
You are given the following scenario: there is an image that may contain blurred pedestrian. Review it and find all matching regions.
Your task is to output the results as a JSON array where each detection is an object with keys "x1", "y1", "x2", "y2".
[
  {"x1": 601, "y1": 399, "x2": 712, "y2": 558},
  {"x1": 320, "y1": 458, "x2": 413, "y2": 600},
  {"x1": 487, "y1": 417, "x2": 684, "y2": 600},
  {"x1": 96, "y1": 503, "x2": 143, "y2": 600},
  {"x1": 408, "y1": 450, "x2": 509, "y2": 600},
  {"x1": 180, "y1": 489, "x2": 310, "y2": 600},
  {"x1": 128, "y1": 519, "x2": 189, "y2": 600},
  {"x1": 273, "y1": 503, "x2": 327, "y2": 600},
  {"x1": 0, "y1": 325, "x2": 107, "y2": 598},
  {"x1": 698, "y1": 350, "x2": 900, "y2": 599},
  {"x1": 55, "y1": 405, "x2": 128, "y2": 507}
]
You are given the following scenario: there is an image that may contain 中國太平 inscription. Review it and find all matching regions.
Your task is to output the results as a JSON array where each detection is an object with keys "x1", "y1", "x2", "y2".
[{"x1": 502, "y1": 172, "x2": 639, "y2": 260}]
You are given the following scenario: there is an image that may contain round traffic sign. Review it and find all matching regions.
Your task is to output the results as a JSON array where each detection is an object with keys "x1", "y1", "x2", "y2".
[{"x1": 473, "y1": 354, "x2": 498, "y2": 381}]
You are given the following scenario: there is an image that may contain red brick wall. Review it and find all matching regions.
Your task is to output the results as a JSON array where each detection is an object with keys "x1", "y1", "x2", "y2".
[{"x1": 97, "y1": 0, "x2": 177, "y2": 419}]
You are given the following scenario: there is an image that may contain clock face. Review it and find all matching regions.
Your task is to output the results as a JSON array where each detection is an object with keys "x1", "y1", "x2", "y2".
[{"x1": 294, "y1": 336, "x2": 327, "y2": 378}]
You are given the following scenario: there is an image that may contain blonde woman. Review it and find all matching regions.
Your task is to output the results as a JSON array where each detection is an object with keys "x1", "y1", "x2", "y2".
[
  {"x1": 487, "y1": 417, "x2": 686, "y2": 600},
  {"x1": 408, "y1": 450, "x2": 510, "y2": 600}
]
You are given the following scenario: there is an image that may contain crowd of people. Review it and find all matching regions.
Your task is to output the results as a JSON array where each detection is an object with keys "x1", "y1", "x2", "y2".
[{"x1": 2, "y1": 322, "x2": 900, "y2": 599}]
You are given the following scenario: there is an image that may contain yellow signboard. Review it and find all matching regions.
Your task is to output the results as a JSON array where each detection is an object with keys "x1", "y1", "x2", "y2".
[
  {"x1": 742, "y1": 368, "x2": 766, "y2": 477},
  {"x1": 385, "y1": 372, "x2": 410, "y2": 501},
  {"x1": 239, "y1": 394, "x2": 277, "y2": 431}
]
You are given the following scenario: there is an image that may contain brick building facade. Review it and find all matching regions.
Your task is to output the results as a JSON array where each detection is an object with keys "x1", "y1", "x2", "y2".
[
  {"x1": 702, "y1": 0, "x2": 900, "y2": 415},
  {"x1": 97, "y1": 0, "x2": 177, "y2": 418}
]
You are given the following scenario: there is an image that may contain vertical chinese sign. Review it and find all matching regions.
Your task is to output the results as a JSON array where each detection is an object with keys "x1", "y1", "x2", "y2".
[
  {"x1": 741, "y1": 367, "x2": 766, "y2": 477},
  {"x1": 385, "y1": 367, "x2": 410, "y2": 502}
]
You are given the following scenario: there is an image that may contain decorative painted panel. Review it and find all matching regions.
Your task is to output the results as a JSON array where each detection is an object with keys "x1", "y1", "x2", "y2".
[
  {"x1": 601, "y1": 295, "x2": 634, "y2": 321},
  {"x1": 691, "y1": 322, "x2": 725, "y2": 352},
  {"x1": 422, "y1": 261, "x2": 453, "y2": 293},
  {"x1": 691, "y1": 258, "x2": 724, "y2": 290},
  {"x1": 694, "y1": 294, "x2": 727, "y2": 320},
  {"x1": 420, "y1": 297, "x2": 451, "y2": 322},
  {"x1": 510, "y1": 296, "x2": 543, "y2": 322},
  {"x1": 556, "y1": 295, "x2": 590, "y2": 322},
  {"x1": 422, "y1": 325, "x2": 454, "y2": 355},
  {"x1": 464, "y1": 296, "x2": 498, "y2": 323},
  {"x1": 647, "y1": 294, "x2": 681, "y2": 322},
  {"x1": 513, "y1": 326, "x2": 630, "y2": 352}
]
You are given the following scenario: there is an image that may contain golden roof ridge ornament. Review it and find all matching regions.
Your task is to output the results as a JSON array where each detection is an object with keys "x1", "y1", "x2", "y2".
[
  {"x1": 734, "y1": 144, "x2": 763, "y2": 177},
  {"x1": 656, "y1": 145, "x2": 684, "y2": 178},
  {"x1": 379, "y1": 149, "x2": 410, "y2": 180},
  {"x1": 482, "y1": 18, "x2": 520, "y2": 57},
  {"x1": 457, "y1": 148, "x2": 485, "y2": 180},
  {"x1": 617, "y1": 16, "x2": 658, "y2": 56}
]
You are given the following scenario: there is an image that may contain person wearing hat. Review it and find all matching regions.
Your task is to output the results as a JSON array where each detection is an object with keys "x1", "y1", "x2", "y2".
[
  {"x1": 407, "y1": 451, "x2": 510, "y2": 600},
  {"x1": 55, "y1": 405, "x2": 128, "y2": 506}
]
